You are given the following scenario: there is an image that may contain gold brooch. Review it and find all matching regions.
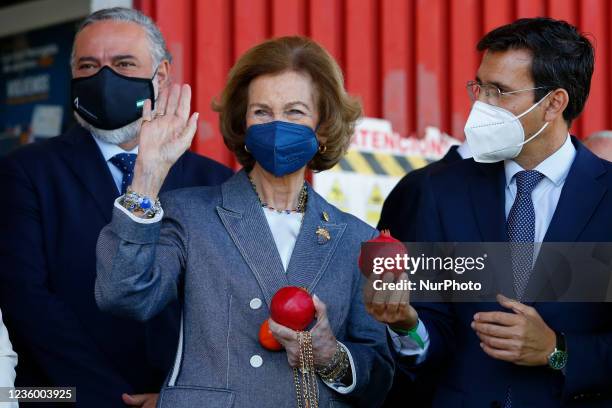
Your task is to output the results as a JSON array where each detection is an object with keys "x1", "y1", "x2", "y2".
[{"x1": 316, "y1": 226, "x2": 330, "y2": 243}]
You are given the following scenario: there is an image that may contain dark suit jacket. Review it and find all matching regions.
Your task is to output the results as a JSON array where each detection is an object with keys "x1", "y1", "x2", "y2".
[
  {"x1": 404, "y1": 137, "x2": 612, "y2": 407},
  {"x1": 378, "y1": 145, "x2": 462, "y2": 241},
  {"x1": 0, "y1": 126, "x2": 233, "y2": 407},
  {"x1": 377, "y1": 145, "x2": 462, "y2": 408}
]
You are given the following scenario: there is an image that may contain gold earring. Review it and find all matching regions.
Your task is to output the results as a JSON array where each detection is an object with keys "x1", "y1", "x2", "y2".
[
  {"x1": 244, "y1": 145, "x2": 250, "y2": 153},
  {"x1": 318, "y1": 145, "x2": 327, "y2": 154}
]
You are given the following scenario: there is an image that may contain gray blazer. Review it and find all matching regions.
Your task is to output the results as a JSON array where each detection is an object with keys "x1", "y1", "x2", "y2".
[{"x1": 96, "y1": 170, "x2": 393, "y2": 408}]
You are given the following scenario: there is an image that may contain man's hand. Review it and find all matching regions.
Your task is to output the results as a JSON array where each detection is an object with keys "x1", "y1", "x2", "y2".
[
  {"x1": 364, "y1": 271, "x2": 419, "y2": 331},
  {"x1": 122, "y1": 393, "x2": 158, "y2": 408},
  {"x1": 268, "y1": 295, "x2": 338, "y2": 368},
  {"x1": 472, "y1": 294, "x2": 556, "y2": 366}
]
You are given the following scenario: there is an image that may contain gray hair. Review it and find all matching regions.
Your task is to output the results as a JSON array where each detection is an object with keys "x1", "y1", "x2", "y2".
[{"x1": 71, "y1": 7, "x2": 172, "y2": 70}]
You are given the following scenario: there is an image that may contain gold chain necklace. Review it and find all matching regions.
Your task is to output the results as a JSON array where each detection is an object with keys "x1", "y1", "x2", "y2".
[
  {"x1": 248, "y1": 173, "x2": 308, "y2": 214},
  {"x1": 294, "y1": 331, "x2": 319, "y2": 408}
]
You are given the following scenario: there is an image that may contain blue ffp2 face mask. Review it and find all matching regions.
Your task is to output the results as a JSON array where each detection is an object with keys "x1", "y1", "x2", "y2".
[
  {"x1": 71, "y1": 66, "x2": 155, "y2": 130},
  {"x1": 245, "y1": 121, "x2": 319, "y2": 177}
]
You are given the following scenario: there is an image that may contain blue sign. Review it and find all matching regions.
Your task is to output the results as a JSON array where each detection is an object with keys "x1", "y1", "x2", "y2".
[{"x1": 0, "y1": 20, "x2": 78, "y2": 155}]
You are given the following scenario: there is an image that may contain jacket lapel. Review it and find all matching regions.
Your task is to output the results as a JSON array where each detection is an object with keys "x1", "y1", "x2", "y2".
[
  {"x1": 469, "y1": 161, "x2": 507, "y2": 242},
  {"x1": 527, "y1": 139, "x2": 607, "y2": 307},
  {"x1": 467, "y1": 162, "x2": 514, "y2": 297},
  {"x1": 216, "y1": 171, "x2": 288, "y2": 306},
  {"x1": 440, "y1": 145, "x2": 461, "y2": 164},
  {"x1": 544, "y1": 140, "x2": 607, "y2": 242},
  {"x1": 285, "y1": 186, "x2": 346, "y2": 292},
  {"x1": 58, "y1": 126, "x2": 119, "y2": 222}
]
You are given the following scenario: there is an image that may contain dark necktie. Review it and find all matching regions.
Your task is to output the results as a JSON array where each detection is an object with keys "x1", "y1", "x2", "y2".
[
  {"x1": 109, "y1": 153, "x2": 137, "y2": 195},
  {"x1": 504, "y1": 169, "x2": 544, "y2": 408},
  {"x1": 506, "y1": 169, "x2": 545, "y2": 298}
]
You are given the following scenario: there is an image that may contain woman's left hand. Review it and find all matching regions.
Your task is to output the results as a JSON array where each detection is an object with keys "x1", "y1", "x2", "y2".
[{"x1": 268, "y1": 295, "x2": 337, "y2": 368}]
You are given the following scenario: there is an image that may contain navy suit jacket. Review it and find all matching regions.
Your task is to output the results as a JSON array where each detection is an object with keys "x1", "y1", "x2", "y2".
[
  {"x1": 406, "y1": 137, "x2": 612, "y2": 407},
  {"x1": 378, "y1": 145, "x2": 462, "y2": 408},
  {"x1": 378, "y1": 145, "x2": 462, "y2": 241},
  {"x1": 0, "y1": 126, "x2": 233, "y2": 407}
]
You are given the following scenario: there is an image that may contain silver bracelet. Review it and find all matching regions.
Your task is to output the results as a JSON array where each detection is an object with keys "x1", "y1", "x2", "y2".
[{"x1": 119, "y1": 187, "x2": 162, "y2": 219}]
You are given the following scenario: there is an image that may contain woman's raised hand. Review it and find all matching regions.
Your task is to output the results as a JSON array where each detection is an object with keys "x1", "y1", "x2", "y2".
[{"x1": 131, "y1": 84, "x2": 199, "y2": 198}]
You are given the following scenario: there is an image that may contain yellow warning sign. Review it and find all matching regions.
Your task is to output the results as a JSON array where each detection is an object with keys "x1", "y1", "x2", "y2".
[
  {"x1": 329, "y1": 150, "x2": 430, "y2": 176},
  {"x1": 326, "y1": 179, "x2": 348, "y2": 212},
  {"x1": 366, "y1": 184, "x2": 384, "y2": 224}
]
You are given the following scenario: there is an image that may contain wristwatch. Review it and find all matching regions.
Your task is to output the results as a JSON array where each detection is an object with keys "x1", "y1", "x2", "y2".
[{"x1": 547, "y1": 331, "x2": 568, "y2": 370}]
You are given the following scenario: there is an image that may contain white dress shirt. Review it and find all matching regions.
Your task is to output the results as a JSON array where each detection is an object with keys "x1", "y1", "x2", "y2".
[
  {"x1": 0, "y1": 308, "x2": 18, "y2": 408},
  {"x1": 92, "y1": 135, "x2": 139, "y2": 195},
  {"x1": 391, "y1": 135, "x2": 576, "y2": 359},
  {"x1": 263, "y1": 208, "x2": 302, "y2": 271},
  {"x1": 504, "y1": 135, "x2": 575, "y2": 241},
  {"x1": 456, "y1": 141, "x2": 473, "y2": 159}
]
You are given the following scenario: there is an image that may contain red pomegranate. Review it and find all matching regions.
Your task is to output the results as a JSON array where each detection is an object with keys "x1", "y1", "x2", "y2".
[
  {"x1": 270, "y1": 286, "x2": 315, "y2": 331},
  {"x1": 358, "y1": 229, "x2": 407, "y2": 278},
  {"x1": 259, "y1": 319, "x2": 283, "y2": 351}
]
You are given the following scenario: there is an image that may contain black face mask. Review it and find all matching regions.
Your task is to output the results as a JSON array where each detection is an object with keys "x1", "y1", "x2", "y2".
[{"x1": 71, "y1": 66, "x2": 156, "y2": 130}]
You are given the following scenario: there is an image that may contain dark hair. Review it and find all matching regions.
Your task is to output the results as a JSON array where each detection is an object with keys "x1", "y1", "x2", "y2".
[{"x1": 477, "y1": 17, "x2": 594, "y2": 125}]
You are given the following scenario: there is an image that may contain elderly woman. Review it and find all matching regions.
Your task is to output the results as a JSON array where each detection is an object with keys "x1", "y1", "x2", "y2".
[{"x1": 96, "y1": 36, "x2": 393, "y2": 407}]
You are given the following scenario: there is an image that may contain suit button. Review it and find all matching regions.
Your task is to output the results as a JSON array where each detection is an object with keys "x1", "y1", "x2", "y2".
[
  {"x1": 490, "y1": 402, "x2": 501, "y2": 408},
  {"x1": 250, "y1": 354, "x2": 263, "y2": 368},
  {"x1": 250, "y1": 298, "x2": 262, "y2": 310}
]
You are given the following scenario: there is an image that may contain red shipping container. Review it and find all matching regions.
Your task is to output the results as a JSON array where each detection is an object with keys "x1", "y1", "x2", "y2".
[{"x1": 135, "y1": 0, "x2": 612, "y2": 168}]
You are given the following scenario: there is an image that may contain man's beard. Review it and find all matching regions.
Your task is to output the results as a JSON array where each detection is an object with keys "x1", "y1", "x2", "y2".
[{"x1": 74, "y1": 112, "x2": 141, "y2": 145}]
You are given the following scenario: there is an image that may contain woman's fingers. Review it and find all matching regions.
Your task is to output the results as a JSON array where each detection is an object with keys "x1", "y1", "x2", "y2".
[
  {"x1": 179, "y1": 112, "x2": 199, "y2": 148},
  {"x1": 141, "y1": 99, "x2": 153, "y2": 122},
  {"x1": 313, "y1": 295, "x2": 328, "y2": 320},
  {"x1": 176, "y1": 84, "x2": 192, "y2": 121},
  {"x1": 155, "y1": 85, "x2": 169, "y2": 116},
  {"x1": 268, "y1": 319, "x2": 301, "y2": 367},
  {"x1": 166, "y1": 83, "x2": 181, "y2": 116},
  {"x1": 268, "y1": 318, "x2": 297, "y2": 343}
]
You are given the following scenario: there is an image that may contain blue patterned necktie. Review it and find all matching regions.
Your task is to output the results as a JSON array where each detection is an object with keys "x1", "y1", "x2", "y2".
[
  {"x1": 504, "y1": 169, "x2": 544, "y2": 408},
  {"x1": 109, "y1": 153, "x2": 137, "y2": 195},
  {"x1": 506, "y1": 169, "x2": 545, "y2": 298}
]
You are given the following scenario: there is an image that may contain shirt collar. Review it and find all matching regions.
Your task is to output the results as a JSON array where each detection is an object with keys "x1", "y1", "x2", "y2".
[
  {"x1": 504, "y1": 134, "x2": 575, "y2": 188},
  {"x1": 92, "y1": 134, "x2": 139, "y2": 162},
  {"x1": 456, "y1": 141, "x2": 472, "y2": 159}
]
